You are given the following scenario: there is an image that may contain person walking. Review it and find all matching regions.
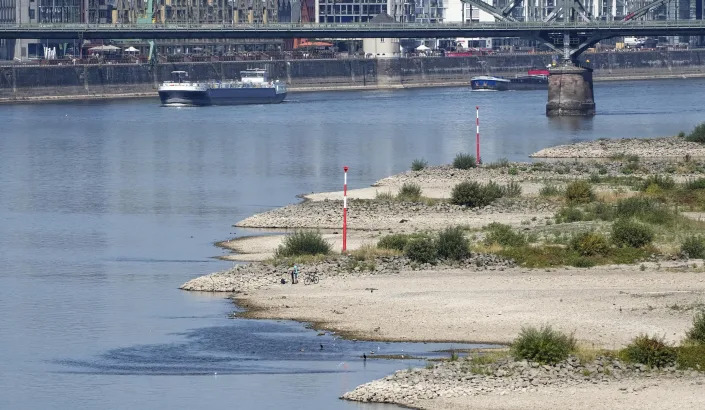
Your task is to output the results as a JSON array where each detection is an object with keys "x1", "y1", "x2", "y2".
[{"x1": 293, "y1": 264, "x2": 299, "y2": 284}]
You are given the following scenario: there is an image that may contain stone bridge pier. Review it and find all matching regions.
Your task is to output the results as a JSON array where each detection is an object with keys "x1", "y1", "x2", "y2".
[{"x1": 546, "y1": 64, "x2": 595, "y2": 117}]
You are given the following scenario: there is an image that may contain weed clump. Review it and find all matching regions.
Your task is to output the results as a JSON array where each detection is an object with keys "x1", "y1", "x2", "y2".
[
  {"x1": 275, "y1": 231, "x2": 331, "y2": 257},
  {"x1": 451, "y1": 181, "x2": 504, "y2": 208},
  {"x1": 570, "y1": 232, "x2": 610, "y2": 256},
  {"x1": 378, "y1": 234, "x2": 412, "y2": 252},
  {"x1": 681, "y1": 236, "x2": 705, "y2": 259},
  {"x1": 502, "y1": 181, "x2": 522, "y2": 198},
  {"x1": 611, "y1": 219, "x2": 654, "y2": 248},
  {"x1": 375, "y1": 191, "x2": 395, "y2": 201},
  {"x1": 539, "y1": 183, "x2": 562, "y2": 197},
  {"x1": 555, "y1": 207, "x2": 585, "y2": 223},
  {"x1": 436, "y1": 226, "x2": 470, "y2": 260},
  {"x1": 484, "y1": 223, "x2": 526, "y2": 247},
  {"x1": 397, "y1": 183, "x2": 423, "y2": 202},
  {"x1": 686, "y1": 311, "x2": 705, "y2": 344},
  {"x1": 511, "y1": 326, "x2": 576, "y2": 365},
  {"x1": 614, "y1": 197, "x2": 671, "y2": 224},
  {"x1": 404, "y1": 236, "x2": 437, "y2": 264},
  {"x1": 565, "y1": 180, "x2": 595, "y2": 204},
  {"x1": 453, "y1": 153, "x2": 477, "y2": 170},
  {"x1": 640, "y1": 175, "x2": 676, "y2": 192},
  {"x1": 411, "y1": 158, "x2": 428, "y2": 171},
  {"x1": 622, "y1": 335, "x2": 676, "y2": 368},
  {"x1": 685, "y1": 122, "x2": 705, "y2": 144}
]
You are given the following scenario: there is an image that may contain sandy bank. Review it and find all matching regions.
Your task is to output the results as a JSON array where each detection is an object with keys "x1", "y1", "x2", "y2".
[
  {"x1": 232, "y1": 262, "x2": 704, "y2": 348},
  {"x1": 531, "y1": 136, "x2": 705, "y2": 158}
]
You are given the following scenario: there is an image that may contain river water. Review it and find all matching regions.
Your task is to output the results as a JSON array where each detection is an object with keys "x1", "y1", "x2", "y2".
[{"x1": 2, "y1": 78, "x2": 705, "y2": 409}]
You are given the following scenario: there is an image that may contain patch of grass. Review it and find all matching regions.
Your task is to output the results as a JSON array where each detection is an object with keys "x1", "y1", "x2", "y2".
[
  {"x1": 375, "y1": 191, "x2": 395, "y2": 201},
  {"x1": 484, "y1": 223, "x2": 526, "y2": 247},
  {"x1": 676, "y1": 344, "x2": 705, "y2": 370},
  {"x1": 511, "y1": 326, "x2": 576, "y2": 365},
  {"x1": 569, "y1": 232, "x2": 610, "y2": 256},
  {"x1": 685, "y1": 122, "x2": 705, "y2": 143},
  {"x1": 539, "y1": 183, "x2": 563, "y2": 197},
  {"x1": 686, "y1": 310, "x2": 705, "y2": 344},
  {"x1": 349, "y1": 244, "x2": 400, "y2": 260},
  {"x1": 486, "y1": 158, "x2": 510, "y2": 169},
  {"x1": 502, "y1": 181, "x2": 522, "y2": 198},
  {"x1": 453, "y1": 153, "x2": 477, "y2": 170},
  {"x1": 404, "y1": 236, "x2": 437, "y2": 264},
  {"x1": 621, "y1": 155, "x2": 642, "y2": 174},
  {"x1": 378, "y1": 233, "x2": 429, "y2": 252},
  {"x1": 397, "y1": 182, "x2": 423, "y2": 202},
  {"x1": 508, "y1": 167, "x2": 518, "y2": 176},
  {"x1": 555, "y1": 206, "x2": 586, "y2": 223},
  {"x1": 411, "y1": 158, "x2": 428, "y2": 171},
  {"x1": 275, "y1": 231, "x2": 331, "y2": 257},
  {"x1": 565, "y1": 180, "x2": 595, "y2": 204},
  {"x1": 499, "y1": 244, "x2": 649, "y2": 268},
  {"x1": 684, "y1": 178, "x2": 705, "y2": 190},
  {"x1": 611, "y1": 218, "x2": 654, "y2": 248},
  {"x1": 436, "y1": 226, "x2": 470, "y2": 261},
  {"x1": 451, "y1": 181, "x2": 504, "y2": 208},
  {"x1": 681, "y1": 236, "x2": 705, "y2": 259},
  {"x1": 640, "y1": 175, "x2": 676, "y2": 192},
  {"x1": 614, "y1": 197, "x2": 672, "y2": 225},
  {"x1": 622, "y1": 335, "x2": 676, "y2": 368}
]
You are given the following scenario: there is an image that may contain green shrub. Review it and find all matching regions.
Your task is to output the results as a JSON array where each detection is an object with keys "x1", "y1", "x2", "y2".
[
  {"x1": 511, "y1": 326, "x2": 576, "y2": 365},
  {"x1": 623, "y1": 335, "x2": 676, "y2": 368},
  {"x1": 378, "y1": 234, "x2": 411, "y2": 252},
  {"x1": 681, "y1": 236, "x2": 705, "y2": 259},
  {"x1": 685, "y1": 178, "x2": 705, "y2": 190},
  {"x1": 275, "y1": 231, "x2": 331, "y2": 257},
  {"x1": 397, "y1": 183, "x2": 423, "y2": 202},
  {"x1": 686, "y1": 311, "x2": 705, "y2": 344},
  {"x1": 565, "y1": 180, "x2": 595, "y2": 204},
  {"x1": 539, "y1": 183, "x2": 562, "y2": 197},
  {"x1": 587, "y1": 202, "x2": 615, "y2": 221},
  {"x1": 676, "y1": 344, "x2": 705, "y2": 370},
  {"x1": 589, "y1": 173, "x2": 601, "y2": 183},
  {"x1": 621, "y1": 156, "x2": 641, "y2": 174},
  {"x1": 685, "y1": 122, "x2": 705, "y2": 143},
  {"x1": 615, "y1": 197, "x2": 671, "y2": 225},
  {"x1": 437, "y1": 226, "x2": 470, "y2": 260},
  {"x1": 404, "y1": 236, "x2": 437, "y2": 263},
  {"x1": 453, "y1": 153, "x2": 477, "y2": 170},
  {"x1": 484, "y1": 223, "x2": 526, "y2": 247},
  {"x1": 411, "y1": 158, "x2": 428, "y2": 171},
  {"x1": 502, "y1": 181, "x2": 522, "y2": 198},
  {"x1": 555, "y1": 207, "x2": 585, "y2": 223},
  {"x1": 640, "y1": 175, "x2": 676, "y2": 192},
  {"x1": 570, "y1": 257, "x2": 596, "y2": 268},
  {"x1": 611, "y1": 219, "x2": 654, "y2": 248},
  {"x1": 677, "y1": 131, "x2": 686, "y2": 139},
  {"x1": 508, "y1": 167, "x2": 518, "y2": 175},
  {"x1": 451, "y1": 181, "x2": 504, "y2": 208},
  {"x1": 570, "y1": 232, "x2": 610, "y2": 256}
]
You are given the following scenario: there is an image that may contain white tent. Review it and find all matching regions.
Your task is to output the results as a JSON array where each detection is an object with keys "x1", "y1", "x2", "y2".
[
  {"x1": 416, "y1": 44, "x2": 430, "y2": 52},
  {"x1": 124, "y1": 46, "x2": 139, "y2": 53}
]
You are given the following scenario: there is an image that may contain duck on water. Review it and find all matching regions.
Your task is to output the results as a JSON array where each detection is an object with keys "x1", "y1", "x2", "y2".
[{"x1": 158, "y1": 69, "x2": 287, "y2": 106}]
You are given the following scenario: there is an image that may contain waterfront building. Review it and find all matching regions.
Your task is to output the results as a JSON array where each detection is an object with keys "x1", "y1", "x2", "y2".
[{"x1": 362, "y1": 12, "x2": 401, "y2": 57}]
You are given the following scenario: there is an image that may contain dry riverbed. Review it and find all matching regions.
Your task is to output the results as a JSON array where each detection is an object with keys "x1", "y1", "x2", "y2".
[{"x1": 182, "y1": 136, "x2": 705, "y2": 409}]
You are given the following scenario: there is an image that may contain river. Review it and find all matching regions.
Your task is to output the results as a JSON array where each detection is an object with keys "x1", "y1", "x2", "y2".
[{"x1": 2, "y1": 78, "x2": 705, "y2": 410}]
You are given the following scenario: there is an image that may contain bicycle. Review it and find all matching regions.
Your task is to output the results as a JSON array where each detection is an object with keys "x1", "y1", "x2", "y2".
[{"x1": 303, "y1": 272, "x2": 319, "y2": 285}]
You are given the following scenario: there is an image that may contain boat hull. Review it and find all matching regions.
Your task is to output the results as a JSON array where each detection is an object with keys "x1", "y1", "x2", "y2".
[
  {"x1": 470, "y1": 76, "x2": 510, "y2": 91},
  {"x1": 509, "y1": 75, "x2": 548, "y2": 90},
  {"x1": 159, "y1": 88, "x2": 286, "y2": 106}
]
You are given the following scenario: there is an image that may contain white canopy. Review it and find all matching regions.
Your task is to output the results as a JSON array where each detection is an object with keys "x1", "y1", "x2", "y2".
[
  {"x1": 416, "y1": 44, "x2": 430, "y2": 51},
  {"x1": 123, "y1": 46, "x2": 139, "y2": 52},
  {"x1": 88, "y1": 45, "x2": 120, "y2": 52}
]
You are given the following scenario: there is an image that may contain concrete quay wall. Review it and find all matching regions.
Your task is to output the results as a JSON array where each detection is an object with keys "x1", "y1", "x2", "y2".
[{"x1": 1, "y1": 49, "x2": 704, "y2": 101}]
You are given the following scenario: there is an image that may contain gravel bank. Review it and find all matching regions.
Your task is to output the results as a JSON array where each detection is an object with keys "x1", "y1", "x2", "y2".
[
  {"x1": 343, "y1": 355, "x2": 705, "y2": 409},
  {"x1": 531, "y1": 137, "x2": 705, "y2": 159}
]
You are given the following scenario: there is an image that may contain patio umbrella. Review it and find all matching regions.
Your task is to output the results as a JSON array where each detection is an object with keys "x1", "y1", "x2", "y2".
[{"x1": 124, "y1": 46, "x2": 139, "y2": 53}]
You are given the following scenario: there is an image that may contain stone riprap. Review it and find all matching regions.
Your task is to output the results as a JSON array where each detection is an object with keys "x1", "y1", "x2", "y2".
[
  {"x1": 531, "y1": 137, "x2": 705, "y2": 158},
  {"x1": 342, "y1": 355, "x2": 705, "y2": 407}
]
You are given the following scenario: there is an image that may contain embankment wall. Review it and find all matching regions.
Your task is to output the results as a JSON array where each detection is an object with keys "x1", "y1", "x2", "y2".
[{"x1": 1, "y1": 49, "x2": 704, "y2": 101}]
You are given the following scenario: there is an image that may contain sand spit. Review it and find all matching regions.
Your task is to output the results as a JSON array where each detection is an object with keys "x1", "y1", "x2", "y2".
[{"x1": 531, "y1": 137, "x2": 705, "y2": 159}]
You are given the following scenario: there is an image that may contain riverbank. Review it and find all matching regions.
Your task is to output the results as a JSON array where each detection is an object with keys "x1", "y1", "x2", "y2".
[
  {"x1": 3, "y1": 50, "x2": 705, "y2": 103},
  {"x1": 181, "y1": 135, "x2": 705, "y2": 408}
]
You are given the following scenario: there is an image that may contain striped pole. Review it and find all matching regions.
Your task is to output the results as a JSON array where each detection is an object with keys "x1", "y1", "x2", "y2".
[
  {"x1": 343, "y1": 166, "x2": 348, "y2": 253},
  {"x1": 476, "y1": 106, "x2": 481, "y2": 164}
]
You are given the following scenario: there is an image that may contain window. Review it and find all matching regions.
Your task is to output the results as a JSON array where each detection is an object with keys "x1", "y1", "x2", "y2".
[{"x1": 28, "y1": 8, "x2": 35, "y2": 19}]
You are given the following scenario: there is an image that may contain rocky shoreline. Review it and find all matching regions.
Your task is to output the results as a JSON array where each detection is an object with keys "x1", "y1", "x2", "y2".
[
  {"x1": 342, "y1": 354, "x2": 705, "y2": 408},
  {"x1": 531, "y1": 136, "x2": 705, "y2": 159}
]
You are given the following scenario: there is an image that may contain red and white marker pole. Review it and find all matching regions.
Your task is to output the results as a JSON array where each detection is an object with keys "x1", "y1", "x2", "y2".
[
  {"x1": 476, "y1": 106, "x2": 481, "y2": 164},
  {"x1": 342, "y1": 166, "x2": 348, "y2": 253}
]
